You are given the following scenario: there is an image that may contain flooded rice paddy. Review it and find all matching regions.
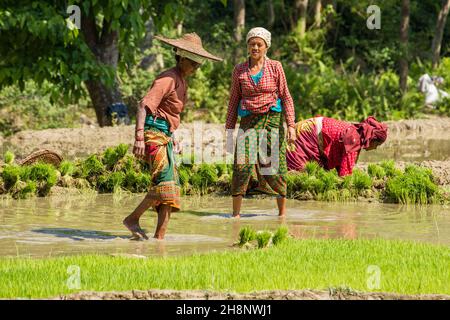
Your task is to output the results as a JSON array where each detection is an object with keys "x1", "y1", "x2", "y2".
[{"x1": 0, "y1": 194, "x2": 448, "y2": 258}]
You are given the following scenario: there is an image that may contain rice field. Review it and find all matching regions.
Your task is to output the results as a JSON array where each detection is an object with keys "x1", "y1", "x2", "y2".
[{"x1": 0, "y1": 238, "x2": 448, "y2": 299}]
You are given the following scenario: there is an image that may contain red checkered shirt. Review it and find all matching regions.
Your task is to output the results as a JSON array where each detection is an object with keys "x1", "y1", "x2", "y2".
[
  {"x1": 225, "y1": 58, "x2": 296, "y2": 129},
  {"x1": 321, "y1": 117, "x2": 359, "y2": 176}
]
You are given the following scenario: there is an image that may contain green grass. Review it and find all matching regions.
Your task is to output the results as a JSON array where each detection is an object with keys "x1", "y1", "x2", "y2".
[{"x1": 0, "y1": 239, "x2": 448, "y2": 298}]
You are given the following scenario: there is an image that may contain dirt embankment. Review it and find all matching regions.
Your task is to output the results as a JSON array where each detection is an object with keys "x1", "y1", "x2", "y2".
[
  {"x1": 54, "y1": 289, "x2": 450, "y2": 300},
  {"x1": 2, "y1": 117, "x2": 450, "y2": 159}
]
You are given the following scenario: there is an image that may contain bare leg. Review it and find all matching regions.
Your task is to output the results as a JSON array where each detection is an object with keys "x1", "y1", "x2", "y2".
[
  {"x1": 154, "y1": 204, "x2": 172, "y2": 240},
  {"x1": 232, "y1": 195, "x2": 243, "y2": 218},
  {"x1": 276, "y1": 196, "x2": 286, "y2": 217},
  {"x1": 123, "y1": 193, "x2": 154, "y2": 240}
]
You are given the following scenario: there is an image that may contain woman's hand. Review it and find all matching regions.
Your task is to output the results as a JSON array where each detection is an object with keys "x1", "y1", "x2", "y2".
[
  {"x1": 133, "y1": 138, "x2": 146, "y2": 158},
  {"x1": 287, "y1": 126, "x2": 297, "y2": 151},
  {"x1": 287, "y1": 126, "x2": 296, "y2": 144}
]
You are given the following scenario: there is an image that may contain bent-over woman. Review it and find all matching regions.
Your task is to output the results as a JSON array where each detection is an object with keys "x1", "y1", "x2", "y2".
[{"x1": 286, "y1": 116, "x2": 388, "y2": 176}]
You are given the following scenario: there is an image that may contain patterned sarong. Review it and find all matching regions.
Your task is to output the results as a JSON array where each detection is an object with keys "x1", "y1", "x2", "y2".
[
  {"x1": 144, "y1": 115, "x2": 180, "y2": 212},
  {"x1": 231, "y1": 110, "x2": 287, "y2": 197}
]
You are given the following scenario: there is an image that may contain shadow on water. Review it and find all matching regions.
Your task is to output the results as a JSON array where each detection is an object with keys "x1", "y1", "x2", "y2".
[
  {"x1": 32, "y1": 228, "x2": 130, "y2": 241},
  {"x1": 184, "y1": 211, "x2": 272, "y2": 219}
]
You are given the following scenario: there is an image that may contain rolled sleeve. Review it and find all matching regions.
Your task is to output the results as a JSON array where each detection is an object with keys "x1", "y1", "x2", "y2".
[
  {"x1": 225, "y1": 66, "x2": 242, "y2": 129},
  {"x1": 140, "y1": 76, "x2": 175, "y2": 114}
]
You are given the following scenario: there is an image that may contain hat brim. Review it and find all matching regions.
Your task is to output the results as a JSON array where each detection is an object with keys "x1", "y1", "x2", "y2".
[{"x1": 154, "y1": 35, "x2": 223, "y2": 62}]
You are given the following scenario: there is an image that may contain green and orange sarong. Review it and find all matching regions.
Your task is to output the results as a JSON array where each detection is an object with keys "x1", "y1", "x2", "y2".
[
  {"x1": 231, "y1": 110, "x2": 287, "y2": 197},
  {"x1": 144, "y1": 115, "x2": 180, "y2": 212}
]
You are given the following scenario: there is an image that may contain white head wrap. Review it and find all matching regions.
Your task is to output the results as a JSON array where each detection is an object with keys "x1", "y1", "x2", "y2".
[
  {"x1": 246, "y1": 27, "x2": 271, "y2": 48},
  {"x1": 176, "y1": 48, "x2": 206, "y2": 64}
]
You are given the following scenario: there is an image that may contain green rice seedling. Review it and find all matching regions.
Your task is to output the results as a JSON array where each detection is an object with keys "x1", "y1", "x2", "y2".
[
  {"x1": 2, "y1": 165, "x2": 21, "y2": 189},
  {"x1": 122, "y1": 170, "x2": 138, "y2": 191},
  {"x1": 317, "y1": 169, "x2": 340, "y2": 192},
  {"x1": 29, "y1": 163, "x2": 57, "y2": 185},
  {"x1": 340, "y1": 188, "x2": 353, "y2": 201},
  {"x1": 15, "y1": 181, "x2": 37, "y2": 199},
  {"x1": 136, "y1": 173, "x2": 151, "y2": 192},
  {"x1": 215, "y1": 163, "x2": 229, "y2": 177},
  {"x1": 342, "y1": 175, "x2": 353, "y2": 189},
  {"x1": 18, "y1": 166, "x2": 31, "y2": 181},
  {"x1": 351, "y1": 169, "x2": 372, "y2": 192},
  {"x1": 320, "y1": 189, "x2": 340, "y2": 201},
  {"x1": 59, "y1": 161, "x2": 76, "y2": 176},
  {"x1": 3, "y1": 151, "x2": 14, "y2": 165},
  {"x1": 121, "y1": 155, "x2": 136, "y2": 172},
  {"x1": 73, "y1": 178, "x2": 90, "y2": 189},
  {"x1": 380, "y1": 160, "x2": 401, "y2": 177},
  {"x1": 385, "y1": 165, "x2": 440, "y2": 204},
  {"x1": 190, "y1": 164, "x2": 218, "y2": 194},
  {"x1": 368, "y1": 164, "x2": 386, "y2": 179},
  {"x1": 102, "y1": 147, "x2": 117, "y2": 169},
  {"x1": 123, "y1": 170, "x2": 151, "y2": 193},
  {"x1": 115, "y1": 144, "x2": 129, "y2": 160},
  {"x1": 304, "y1": 161, "x2": 320, "y2": 176},
  {"x1": 286, "y1": 172, "x2": 305, "y2": 195},
  {"x1": 238, "y1": 226, "x2": 257, "y2": 247},
  {"x1": 81, "y1": 155, "x2": 104, "y2": 177},
  {"x1": 98, "y1": 172, "x2": 125, "y2": 193},
  {"x1": 28, "y1": 163, "x2": 58, "y2": 196},
  {"x1": 178, "y1": 166, "x2": 191, "y2": 187},
  {"x1": 256, "y1": 231, "x2": 273, "y2": 249},
  {"x1": 272, "y1": 226, "x2": 289, "y2": 246},
  {"x1": 309, "y1": 176, "x2": 325, "y2": 194}
]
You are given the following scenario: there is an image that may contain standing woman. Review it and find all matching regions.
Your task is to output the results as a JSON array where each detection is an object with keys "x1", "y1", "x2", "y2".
[
  {"x1": 225, "y1": 27, "x2": 297, "y2": 217},
  {"x1": 123, "y1": 33, "x2": 222, "y2": 240}
]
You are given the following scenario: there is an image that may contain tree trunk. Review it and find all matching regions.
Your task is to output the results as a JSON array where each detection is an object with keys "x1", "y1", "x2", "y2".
[
  {"x1": 432, "y1": 0, "x2": 450, "y2": 69},
  {"x1": 81, "y1": 11, "x2": 125, "y2": 126},
  {"x1": 399, "y1": 0, "x2": 410, "y2": 94},
  {"x1": 313, "y1": 0, "x2": 322, "y2": 28},
  {"x1": 268, "y1": 0, "x2": 275, "y2": 29},
  {"x1": 295, "y1": 0, "x2": 309, "y2": 38},
  {"x1": 233, "y1": 0, "x2": 245, "y2": 63}
]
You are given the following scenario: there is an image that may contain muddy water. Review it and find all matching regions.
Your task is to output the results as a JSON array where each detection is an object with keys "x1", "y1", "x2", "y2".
[
  {"x1": 0, "y1": 194, "x2": 449, "y2": 258},
  {"x1": 359, "y1": 138, "x2": 450, "y2": 162}
]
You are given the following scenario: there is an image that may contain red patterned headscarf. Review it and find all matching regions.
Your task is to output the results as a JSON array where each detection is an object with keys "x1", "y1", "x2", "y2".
[
  {"x1": 342, "y1": 116, "x2": 388, "y2": 153},
  {"x1": 355, "y1": 116, "x2": 388, "y2": 148}
]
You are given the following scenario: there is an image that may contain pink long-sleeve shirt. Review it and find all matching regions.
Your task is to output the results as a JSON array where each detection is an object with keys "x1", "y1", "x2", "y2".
[{"x1": 225, "y1": 58, "x2": 296, "y2": 129}]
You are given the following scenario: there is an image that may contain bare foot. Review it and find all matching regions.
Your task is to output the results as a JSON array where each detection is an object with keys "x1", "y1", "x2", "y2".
[
  {"x1": 232, "y1": 213, "x2": 241, "y2": 218},
  {"x1": 123, "y1": 217, "x2": 149, "y2": 240}
]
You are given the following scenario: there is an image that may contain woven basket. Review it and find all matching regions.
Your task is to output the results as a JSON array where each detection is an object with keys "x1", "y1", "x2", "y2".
[{"x1": 19, "y1": 150, "x2": 63, "y2": 167}]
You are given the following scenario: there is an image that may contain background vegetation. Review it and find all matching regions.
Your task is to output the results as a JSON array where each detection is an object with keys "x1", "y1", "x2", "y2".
[{"x1": 2, "y1": 1, "x2": 450, "y2": 137}]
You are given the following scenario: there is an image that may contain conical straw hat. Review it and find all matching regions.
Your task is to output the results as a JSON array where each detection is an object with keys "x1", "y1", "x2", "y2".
[{"x1": 154, "y1": 32, "x2": 223, "y2": 62}]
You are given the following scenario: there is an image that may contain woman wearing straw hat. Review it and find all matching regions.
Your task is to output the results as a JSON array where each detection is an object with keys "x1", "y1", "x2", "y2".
[
  {"x1": 225, "y1": 27, "x2": 297, "y2": 218},
  {"x1": 123, "y1": 33, "x2": 222, "y2": 240}
]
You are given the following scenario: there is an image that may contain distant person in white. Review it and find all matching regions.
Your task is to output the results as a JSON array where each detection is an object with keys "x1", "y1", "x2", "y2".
[{"x1": 418, "y1": 74, "x2": 449, "y2": 108}]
